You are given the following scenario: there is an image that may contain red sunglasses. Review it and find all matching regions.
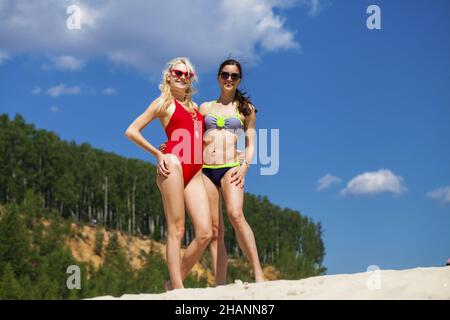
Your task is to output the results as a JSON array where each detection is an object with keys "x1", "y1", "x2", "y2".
[{"x1": 171, "y1": 69, "x2": 195, "y2": 80}]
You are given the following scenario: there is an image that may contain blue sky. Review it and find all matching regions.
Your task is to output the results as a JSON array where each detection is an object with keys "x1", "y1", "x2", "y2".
[{"x1": 1, "y1": 0, "x2": 449, "y2": 275}]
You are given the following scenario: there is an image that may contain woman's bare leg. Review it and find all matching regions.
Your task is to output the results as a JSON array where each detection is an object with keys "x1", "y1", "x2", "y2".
[
  {"x1": 179, "y1": 170, "x2": 213, "y2": 280},
  {"x1": 203, "y1": 174, "x2": 228, "y2": 285},
  {"x1": 221, "y1": 170, "x2": 265, "y2": 282},
  {"x1": 156, "y1": 154, "x2": 185, "y2": 289}
]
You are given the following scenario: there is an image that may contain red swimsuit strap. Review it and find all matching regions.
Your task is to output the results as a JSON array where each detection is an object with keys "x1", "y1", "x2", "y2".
[
  {"x1": 165, "y1": 98, "x2": 204, "y2": 138},
  {"x1": 164, "y1": 99, "x2": 183, "y2": 136}
]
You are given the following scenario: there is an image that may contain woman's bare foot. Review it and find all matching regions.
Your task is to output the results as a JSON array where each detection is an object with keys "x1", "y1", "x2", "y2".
[
  {"x1": 255, "y1": 273, "x2": 266, "y2": 282},
  {"x1": 164, "y1": 280, "x2": 173, "y2": 292},
  {"x1": 165, "y1": 279, "x2": 184, "y2": 291}
]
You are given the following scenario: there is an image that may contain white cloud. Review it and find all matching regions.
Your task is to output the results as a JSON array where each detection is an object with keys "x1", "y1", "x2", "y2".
[
  {"x1": 0, "y1": 49, "x2": 10, "y2": 64},
  {"x1": 316, "y1": 173, "x2": 341, "y2": 191},
  {"x1": 102, "y1": 87, "x2": 117, "y2": 95},
  {"x1": 302, "y1": 0, "x2": 331, "y2": 17},
  {"x1": 44, "y1": 55, "x2": 85, "y2": 71},
  {"x1": 49, "y1": 105, "x2": 60, "y2": 112},
  {"x1": 0, "y1": 0, "x2": 328, "y2": 73},
  {"x1": 340, "y1": 169, "x2": 406, "y2": 197},
  {"x1": 46, "y1": 83, "x2": 81, "y2": 97},
  {"x1": 426, "y1": 186, "x2": 450, "y2": 205},
  {"x1": 31, "y1": 87, "x2": 42, "y2": 94}
]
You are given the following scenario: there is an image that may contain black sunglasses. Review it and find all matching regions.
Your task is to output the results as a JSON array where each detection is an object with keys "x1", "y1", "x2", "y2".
[{"x1": 219, "y1": 71, "x2": 241, "y2": 81}]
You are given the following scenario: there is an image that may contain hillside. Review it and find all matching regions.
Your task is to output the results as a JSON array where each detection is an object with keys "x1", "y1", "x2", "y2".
[
  {"x1": 0, "y1": 203, "x2": 278, "y2": 299},
  {"x1": 66, "y1": 222, "x2": 281, "y2": 286},
  {"x1": 0, "y1": 112, "x2": 327, "y2": 281},
  {"x1": 0, "y1": 112, "x2": 326, "y2": 299}
]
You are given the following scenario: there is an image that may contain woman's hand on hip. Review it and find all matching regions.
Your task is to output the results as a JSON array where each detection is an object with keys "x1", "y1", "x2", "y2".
[
  {"x1": 156, "y1": 153, "x2": 170, "y2": 178},
  {"x1": 159, "y1": 143, "x2": 167, "y2": 153},
  {"x1": 229, "y1": 167, "x2": 245, "y2": 189}
]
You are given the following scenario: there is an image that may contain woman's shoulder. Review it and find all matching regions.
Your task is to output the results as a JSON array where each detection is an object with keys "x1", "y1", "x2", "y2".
[
  {"x1": 243, "y1": 103, "x2": 258, "y2": 119},
  {"x1": 199, "y1": 100, "x2": 216, "y2": 109},
  {"x1": 198, "y1": 100, "x2": 216, "y2": 114},
  {"x1": 147, "y1": 97, "x2": 164, "y2": 113},
  {"x1": 149, "y1": 97, "x2": 175, "y2": 118},
  {"x1": 245, "y1": 103, "x2": 257, "y2": 116},
  {"x1": 242, "y1": 103, "x2": 256, "y2": 128}
]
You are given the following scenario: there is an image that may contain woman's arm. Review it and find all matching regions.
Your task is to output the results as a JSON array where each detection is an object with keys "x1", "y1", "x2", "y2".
[
  {"x1": 241, "y1": 105, "x2": 256, "y2": 174},
  {"x1": 124, "y1": 98, "x2": 165, "y2": 160},
  {"x1": 229, "y1": 105, "x2": 256, "y2": 188}
]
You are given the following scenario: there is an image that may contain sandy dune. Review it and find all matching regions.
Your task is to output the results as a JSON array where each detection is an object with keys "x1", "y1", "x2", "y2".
[{"x1": 92, "y1": 266, "x2": 450, "y2": 300}]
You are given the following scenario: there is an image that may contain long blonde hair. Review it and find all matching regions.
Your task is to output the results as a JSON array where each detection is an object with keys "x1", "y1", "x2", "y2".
[{"x1": 156, "y1": 57, "x2": 198, "y2": 113}]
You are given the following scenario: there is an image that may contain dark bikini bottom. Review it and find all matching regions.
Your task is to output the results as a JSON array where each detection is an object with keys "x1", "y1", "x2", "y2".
[{"x1": 202, "y1": 162, "x2": 240, "y2": 187}]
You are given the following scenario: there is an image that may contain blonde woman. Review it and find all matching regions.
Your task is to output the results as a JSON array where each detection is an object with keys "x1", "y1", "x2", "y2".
[{"x1": 125, "y1": 57, "x2": 212, "y2": 290}]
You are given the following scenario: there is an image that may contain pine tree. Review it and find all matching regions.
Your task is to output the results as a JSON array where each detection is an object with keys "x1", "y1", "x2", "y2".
[
  {"x1": 135, "y1": 250, "x2": 168, "y2": 293},
  {"x1": 21, "y1": 188, "x2": 43, "y2": 228},
  {"x1": 0, "y1": 263, "x2": 24, "y2": 299},
  {"x1": 35, "y1": 273, "x2": 59, "y2": 300},
  {"x1": 0, "y1": 205, "x2": 30, "y2": 276}
]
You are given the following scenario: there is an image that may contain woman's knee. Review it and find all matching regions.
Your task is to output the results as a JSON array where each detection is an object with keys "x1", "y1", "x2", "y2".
[
  {"x1": 195, "y1": 227, "x2": 213, "y2": 244},
  {"x1": 211, "y1": 223, "x2": 224, "y2": 241},
  {"x1": 228, "y1": 209, "x2": 245, "y2": 226},
  {"x1": 167, "y1": 224, "x2": 185, "y2": 241}
]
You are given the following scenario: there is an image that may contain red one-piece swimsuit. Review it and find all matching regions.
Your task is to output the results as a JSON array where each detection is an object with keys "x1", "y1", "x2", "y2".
[{"x1": 162, "y1": 99, "x2": 204, "y2": 187}]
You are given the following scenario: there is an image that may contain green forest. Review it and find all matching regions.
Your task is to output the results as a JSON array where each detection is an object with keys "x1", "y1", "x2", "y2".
[{"x1": 0, "y1": 113, "x2": 326, "y2": 299}]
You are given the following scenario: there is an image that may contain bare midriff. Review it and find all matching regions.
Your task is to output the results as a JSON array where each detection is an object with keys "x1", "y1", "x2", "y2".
[{"x1": 203, "y1": 129, "x2": 239, "y2": 166}]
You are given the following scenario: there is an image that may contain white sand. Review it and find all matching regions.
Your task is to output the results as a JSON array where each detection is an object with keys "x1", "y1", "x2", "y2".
[{"x1": 91, "y1": 266, "x2": 450, "y2": 300}]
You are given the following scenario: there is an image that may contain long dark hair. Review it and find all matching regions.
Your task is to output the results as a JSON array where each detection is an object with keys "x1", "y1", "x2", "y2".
[{"x1": 218, "y1": 59, "x2": 257, "y2": 116}]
